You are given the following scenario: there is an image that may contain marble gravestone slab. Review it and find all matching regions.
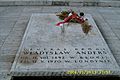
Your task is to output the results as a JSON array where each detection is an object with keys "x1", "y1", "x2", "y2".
[{"x1": 11, "y1": 14, "x2": 119, "y2": 76}]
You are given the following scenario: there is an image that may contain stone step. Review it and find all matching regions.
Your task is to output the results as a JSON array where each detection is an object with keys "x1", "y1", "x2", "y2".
[{"x1": 0, "y1": 0, "x2": 120, "y2": 7}]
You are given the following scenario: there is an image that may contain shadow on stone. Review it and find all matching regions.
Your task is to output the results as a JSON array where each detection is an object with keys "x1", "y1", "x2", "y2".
[{"x1": 12, "y1": 76, "x2": 120, "y2": 80}]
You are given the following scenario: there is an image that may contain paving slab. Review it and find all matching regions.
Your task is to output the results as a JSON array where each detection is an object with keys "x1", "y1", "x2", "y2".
[
  {"x1": 0, "y1": 0, "x2": 119, "y2": 7},
  {"x1": 0, "y1": 62, "x2": 12, "y2": 72},
  {"x1": 0, "y1": 7, "x2": 6, "y2": 13},
  {"x1": 0, "y1": 55, "x2": 15, "y2": 62},
  {"x1": 23, "y1": 6, "x2": 43, "y2": 13},
  {"x1": 0, "y1": 73, "x2": 11, "y2": 80},
  {"x1": 0, "y1": 7, "x2": 24, "y2": 17},
  {"x1": 42, "y1": 6, "x2": 61, "y2": 13}
]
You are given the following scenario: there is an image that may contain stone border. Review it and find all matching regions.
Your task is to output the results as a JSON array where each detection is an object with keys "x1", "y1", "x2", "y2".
[
  {"x1": 0, "y1": 0, "x2": 120, "y2": 7},
  {"x1": 10, "y1": 70, "x2": 120, "y2": 76}
]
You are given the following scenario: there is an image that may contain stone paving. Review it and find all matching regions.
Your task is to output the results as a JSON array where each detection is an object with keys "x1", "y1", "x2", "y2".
[
  {"x1": 0, "y1": 0, "x2": 120, "y2": 7},
  {"x1": 0, "y1": 6, "x2": 120, "y2": 79}
]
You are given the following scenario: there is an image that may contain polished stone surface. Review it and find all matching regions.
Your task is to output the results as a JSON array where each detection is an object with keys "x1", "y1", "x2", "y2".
[{"x1": 10, "y1": 13, "x2": 119, "y2": 76}]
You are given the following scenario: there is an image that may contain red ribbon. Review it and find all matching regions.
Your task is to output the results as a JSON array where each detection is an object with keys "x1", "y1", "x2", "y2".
[{"x1": 56, "y1": 13, "x2": 85, "y2": 26}]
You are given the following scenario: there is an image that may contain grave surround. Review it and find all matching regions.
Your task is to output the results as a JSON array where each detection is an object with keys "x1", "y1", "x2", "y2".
[{"x1": 10, "y1": 13, "x2": 120, "y2": 76}]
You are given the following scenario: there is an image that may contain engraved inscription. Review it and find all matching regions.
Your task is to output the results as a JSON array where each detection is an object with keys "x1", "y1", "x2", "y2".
[{"x1": 19, "y1": 49, "x2": 38, "y2": 64}]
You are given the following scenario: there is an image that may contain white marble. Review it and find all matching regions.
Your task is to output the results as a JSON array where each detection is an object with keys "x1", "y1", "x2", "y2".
[{"x1": 11, "y1": 13, "x2": 120, "y2": 76}]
